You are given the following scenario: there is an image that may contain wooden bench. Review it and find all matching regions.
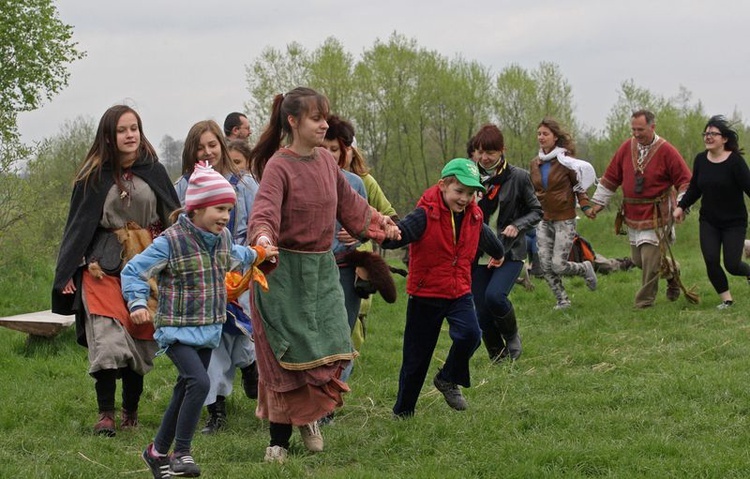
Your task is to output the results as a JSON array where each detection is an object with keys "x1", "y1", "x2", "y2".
[{"x1": 0, "y1": 310, "x2": 74, "y2": 338}]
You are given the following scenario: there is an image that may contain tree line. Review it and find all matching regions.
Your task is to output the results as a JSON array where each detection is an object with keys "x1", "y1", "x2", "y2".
[
  {"x1": 244, "y1": 33, "x2": 750, "y2": 216},
  {"x1": 3, "y1": 29, "x2": 750, "y2": 273}
]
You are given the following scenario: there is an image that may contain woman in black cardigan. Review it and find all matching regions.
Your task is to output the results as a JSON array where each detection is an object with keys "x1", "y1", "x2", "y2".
[{"x1": 674, "y1": 115, "x2": 750, "y2": 309}]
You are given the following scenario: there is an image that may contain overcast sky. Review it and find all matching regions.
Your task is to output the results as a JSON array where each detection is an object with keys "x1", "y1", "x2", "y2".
[{"x1": 16, "y1": 0, "x2": 750, "y2": 149}]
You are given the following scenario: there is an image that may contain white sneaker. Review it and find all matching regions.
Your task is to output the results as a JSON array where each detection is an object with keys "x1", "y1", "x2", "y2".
[
  {"x1": 554, "y1": 300, "x2": 572, "y2": 310},
  {"x1": 298, "y1": 422, "x2": 324, "y2": 452},
  {"x1": 264, "y1": 445, "x2": 288, "y2": 463},
  {"x1": 717, "y1": 300, "x2": 734, "y2": 310}
]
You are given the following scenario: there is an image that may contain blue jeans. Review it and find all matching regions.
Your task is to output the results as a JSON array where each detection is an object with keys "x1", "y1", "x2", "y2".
[
  {"x1": 526, "y1": 230, "x2": 538, "y2": 256},
  {"x1": 472, "y1": 260, "x2": 524, "y2": 321},
  {"x1": 392, "y1": 294, "x2": 481, "y2": 416},
  {"x1": 154, "y1": 343, "x2": 212, "y2": 454},
  {"x1": 472, "y1": 261, "x2": 523, "y2": 357}
]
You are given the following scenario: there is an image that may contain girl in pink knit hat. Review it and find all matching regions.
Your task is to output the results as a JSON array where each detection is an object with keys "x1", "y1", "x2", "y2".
[
  {"x1": 122, "y1": 162, "x2": 277, "y2": 478},
  {"x1": 175, "y1": 120, "x2": 262, "y2": 435}
]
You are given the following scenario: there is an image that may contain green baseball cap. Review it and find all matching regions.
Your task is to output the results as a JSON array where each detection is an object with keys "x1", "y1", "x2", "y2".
[{"x1": 440, "y1": 158, "x2": 486, "y2": 193}]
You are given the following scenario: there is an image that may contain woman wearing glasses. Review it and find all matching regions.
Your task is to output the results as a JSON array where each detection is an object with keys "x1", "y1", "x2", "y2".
[{"x1": 673, "y1": 115, "x2": 750, "y2": 309}]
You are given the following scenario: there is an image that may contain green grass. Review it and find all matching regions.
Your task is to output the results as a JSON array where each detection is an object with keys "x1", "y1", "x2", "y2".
[{"x1": 2, "y1": 211, "x2": 750, "y2": 477}]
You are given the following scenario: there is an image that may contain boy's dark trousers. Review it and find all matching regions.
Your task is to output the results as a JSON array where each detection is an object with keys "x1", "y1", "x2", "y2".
[{"x1": 392, "y1": 293, "x2": 481, "y2": 416}]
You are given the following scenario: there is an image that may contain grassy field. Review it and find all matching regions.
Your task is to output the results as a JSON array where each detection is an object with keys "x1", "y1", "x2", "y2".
[{"x1": 1, "y1": 211, "x2": 750, "y2": 478}]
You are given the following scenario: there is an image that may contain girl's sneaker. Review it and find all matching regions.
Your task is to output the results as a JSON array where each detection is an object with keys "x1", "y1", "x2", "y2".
[
  {"x1": 142, "y1": 444, "x2": 170, "y2": 479},
  {"x1": 553, "y1": 300, "x2": 572, "y2": 310},
  {"x1": 298, "y1": 421, "x2": 324, "y2": 452},
  {"x1": 717, "y1": 300, "x2": 734, "y2": 310},
  {"x1": 264, "y1": 445, "x2": 288, "y2": 463},
  {"x1": 170, "y1": 453, "x2": 201, "y2": 477}
]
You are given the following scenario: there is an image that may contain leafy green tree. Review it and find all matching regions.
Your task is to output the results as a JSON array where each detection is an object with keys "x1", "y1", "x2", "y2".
[
  {"x1": 353, "y1": 34, "x2": 437, "y2": 213},
  {"x1": 0, "y1": 0, "x2": 84, "y2": 144},
  {"x1": 494, "y1": 62, "x2": 576, "y2": 166},
  {"x1": 307, "y1": 37, "x2": 356, "y2": 119},
  {"x1": 1, "y1": 116, "x2": 94, "y2": 264},
  {"x1": 588, "y1": 80, "x2": 707, "y2": 175},
  {"x1": 0, "y1": 0, "x2": 84, "y2": 236},
  {"x1": 243, "y1": 35, "x2": 750, "y2": 217},
  {"x1": 244, "y1": 42, "x2": 310, "y2": 133}
]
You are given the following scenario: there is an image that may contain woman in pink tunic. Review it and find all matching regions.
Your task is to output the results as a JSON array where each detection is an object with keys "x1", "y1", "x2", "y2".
[{"x1": 247, "y1": 87, "x2": 399, "y2": 463}]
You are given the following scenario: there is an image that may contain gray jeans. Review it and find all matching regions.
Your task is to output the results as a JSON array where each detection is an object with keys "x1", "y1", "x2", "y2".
[{"x1": 537, "y1": 219, "x2": 587, "y2": 303}]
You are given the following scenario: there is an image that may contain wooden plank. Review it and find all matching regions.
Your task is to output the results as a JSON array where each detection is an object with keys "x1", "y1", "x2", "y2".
[{"x1": 0, "y1": 310, "x2": 74, "y2": 337}]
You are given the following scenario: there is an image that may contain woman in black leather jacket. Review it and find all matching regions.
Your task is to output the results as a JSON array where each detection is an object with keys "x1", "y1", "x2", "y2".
[{"x1": 469, "y1": 124, "x2": 542, "y2": 361}]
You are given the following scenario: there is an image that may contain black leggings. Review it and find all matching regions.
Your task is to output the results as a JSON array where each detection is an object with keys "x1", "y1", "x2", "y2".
[
  {"x1": 269, "y1": 422, "x2": 293, "y2": 449},
  {"x1": 92, "y1": 367, "x2": 144, "y2": 412},
  {"x1": 699, "y1": 221, "x2": 750, "y2": 294}
]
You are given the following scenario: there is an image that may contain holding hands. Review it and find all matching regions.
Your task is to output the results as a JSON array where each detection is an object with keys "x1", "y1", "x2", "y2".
[
  {"x1": 256, "y1": 235, "x2": 278, "y2": 263},
  {"x1": 487, "y1": 256, "x2": 505, "y2": 269},
  {"x1": 130, "y1": 308, "x2": 151, "y2": 325},
  {"x1": 584, "y1": 204, "x2": 603, "y2": 220},
  {"x1": 673, "y1": 206, "x2": 686, "y2": 224},
  {"x1": 260, "y1": 244, "x2": 279, "y2": 261},
  {"x1": 501, "y1": 224, "x2": 519, "y2": 238},
  {"x1": 381, "y1": 215, "x2": 402, "y2": 241}
]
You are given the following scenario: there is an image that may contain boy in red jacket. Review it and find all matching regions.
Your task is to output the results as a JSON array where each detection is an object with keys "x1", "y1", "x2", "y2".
[{"x1": 382, "y1": 158, "x2": 505, "y2": 417}]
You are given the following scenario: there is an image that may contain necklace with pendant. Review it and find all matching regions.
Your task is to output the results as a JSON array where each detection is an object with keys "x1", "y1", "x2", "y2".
[{"x1": 119, "y1": 170, "x2": 134, "y2": 206}]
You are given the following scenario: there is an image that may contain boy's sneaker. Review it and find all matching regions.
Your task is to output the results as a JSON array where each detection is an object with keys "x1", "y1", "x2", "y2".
[
  {"x1": 93, "y1": 411, "x2": 116, "y2": 437},
  {"x1": 170, "y1": 453, "x2": 201, "y2": 477},
  {"x1": 582, "y1": 261, "x2": 597, "y2": 291},
  {"x1": 298, "y1": 421, "x2": 324, "y2": 452},
  {"x1": 141, "y1": 444, "x2": 170, "y2": 479},
  {"x1": 264, "y1": 445, "x2": 288, "y2": 463},
  {"x1": 433, "y1": 371, "x2": 468, "y2": 411}
]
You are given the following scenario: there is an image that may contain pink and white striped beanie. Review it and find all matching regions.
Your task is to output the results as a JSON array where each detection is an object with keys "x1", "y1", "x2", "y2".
[{"x1": 184, "y1": 161, "x2": 236, "y2": 212}]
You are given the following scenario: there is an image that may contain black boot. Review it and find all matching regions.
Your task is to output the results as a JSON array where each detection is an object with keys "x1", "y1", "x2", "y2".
[
  {"x1": 241, "y1": 362, "x2": 259, "y2": 400},
  {"x1": 480, "y1": 319, "x2": 507, "y2": 363},
  {"x1": 201, "y1": 396, "x2": 227, "y2": 434},
  {"x1": 496, "y1": 305, "x2": 522, "y2": 361}
]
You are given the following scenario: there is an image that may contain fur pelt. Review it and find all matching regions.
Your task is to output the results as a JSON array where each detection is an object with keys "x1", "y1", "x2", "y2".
[
  {"x1": 88, "y1": 221, "x2": 158, "y2": 316},
  {"x1": 343, "y1": 250, "x2": 398, "y2": 303}
]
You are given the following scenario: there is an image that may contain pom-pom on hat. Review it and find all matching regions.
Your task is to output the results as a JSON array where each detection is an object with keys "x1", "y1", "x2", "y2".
[{"x1": 185, "y1": 161, "x2": 237, "y2": 212}]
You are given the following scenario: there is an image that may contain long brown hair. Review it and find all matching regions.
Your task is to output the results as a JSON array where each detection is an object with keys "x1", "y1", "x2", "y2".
[
  {"x1": 249, "y1": 87, "x2": 330, "y2": 181},
  {"x1": 538, "y1": 117, "x2": 576, "y2": 156},
  {"x1": 75, "y1": 105, "x2": 157, "y2": 187},
  {"x1": 181, "y1": 120, "x2": 239, "y2": 177}
]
